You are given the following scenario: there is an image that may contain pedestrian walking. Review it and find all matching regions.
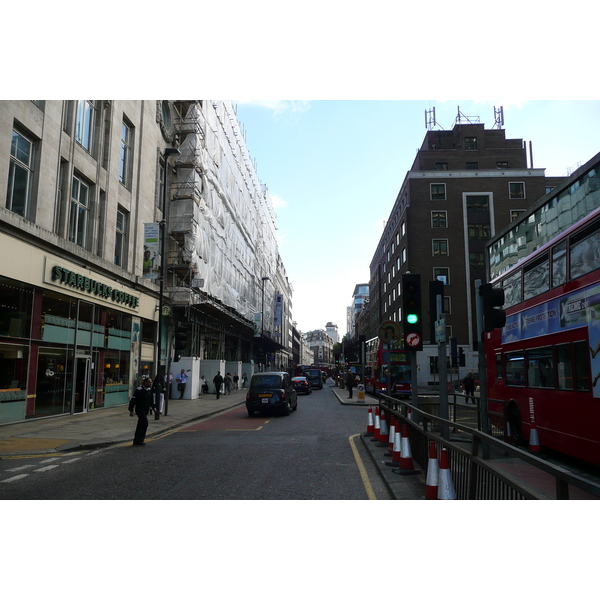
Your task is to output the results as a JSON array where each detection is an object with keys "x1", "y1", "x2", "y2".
[
  {"x1": 128, "y1": 377, "x2": 156, "y2": 446},
  {"x1": 224, "y1": 373, "x2": 232, "y2": 394},
  {"x1": 242, "y1": 373, "x2": 247, "y2": 388},
  {"x1": 345, "y1": 370, "x2": 355, "y2": 399},
  {"x1": 463, "y1": 372, "x2": 476, "y2": 404},
  {"x1": 176, "y1": 369, "x2": 188, "y2": 399},
  {"x1": 213, "y1": 371, "x2": 224, "y2": 399},
  {"x1": 233, "y1": 373, "x2": 239, "y2": 391}
]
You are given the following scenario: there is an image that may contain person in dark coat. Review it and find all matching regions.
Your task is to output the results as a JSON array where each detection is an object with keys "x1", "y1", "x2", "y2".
[
  {"x1": 128, "y1": 377, "x2": 156, "y2": 446},
  {"x1": 345, "y1": 370, "x2": 355, "y2": 399},
  {"x1": 463, "y1": 372, "x2": 476, "y2": 404},
  {"x1": 213, "y1": 371, "x2": 224, "y2": 399}
]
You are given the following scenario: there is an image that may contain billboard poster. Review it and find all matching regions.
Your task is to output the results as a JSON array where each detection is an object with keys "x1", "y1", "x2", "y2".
[
  {"x1": 274, "y1": 294, "x2": 283, "y2": 327},
  {"x1": 143, "y1": 223, "x2": 160, "y2": 279}
]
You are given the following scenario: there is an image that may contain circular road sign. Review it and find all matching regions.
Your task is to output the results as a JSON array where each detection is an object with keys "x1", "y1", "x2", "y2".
[
  {"x1": 405, "y1": 332, "x2": 421, "y2": 348},
  {"x1": 378, "y1": 320, "x2": 401, "y2": 342}
]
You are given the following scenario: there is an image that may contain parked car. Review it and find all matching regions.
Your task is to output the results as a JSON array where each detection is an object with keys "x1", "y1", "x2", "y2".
[
  {"x1": 302, "y1": 368, "x2": 323, "y2": 390},
  {"x1": 246, "y1": 371, "x2": 298, "y2": 417},
  {"x1": 292, "y1": 376, "x2": 312, "y2": 395}
]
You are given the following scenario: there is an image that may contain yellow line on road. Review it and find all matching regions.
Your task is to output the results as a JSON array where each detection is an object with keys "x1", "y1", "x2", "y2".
[{"x1": 349, "y1": 433, "x2": 377, "y2": 500}]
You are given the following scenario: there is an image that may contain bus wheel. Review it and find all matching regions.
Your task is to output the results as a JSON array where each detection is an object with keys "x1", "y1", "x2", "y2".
[{"x1": 507, "y1": 406, "x2": 523, "y2": 445}]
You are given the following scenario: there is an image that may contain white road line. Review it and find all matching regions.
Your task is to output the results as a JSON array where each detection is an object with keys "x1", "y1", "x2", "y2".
[
  {"x1": 1, "y1": 474, "x2": 30, "y2": 483},
  {"x1": 6, "y1": 465, "x2": 35, "y2": 472},
  {"x1": 62, "y1": 457, "x2": 82, "y2": 464},
  {"x1": 40, "y1": 457, "x2": 60, "y2": 464},
  {"x1": 34, "y1": 465, "x2": 60, "y2": 472}
]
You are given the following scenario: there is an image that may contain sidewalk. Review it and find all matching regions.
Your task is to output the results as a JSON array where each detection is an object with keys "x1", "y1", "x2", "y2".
[
  {"x1": 0, "y1": 389, "x2": 248, "y2": 457},
  {"x1": 329, "y1": 382, "x2": 426, "y2": 500}
]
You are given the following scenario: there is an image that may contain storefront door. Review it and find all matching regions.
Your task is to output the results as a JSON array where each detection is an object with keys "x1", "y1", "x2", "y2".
[{"x1": 73, "y1": 355, "x2": 92, "y2": 413}]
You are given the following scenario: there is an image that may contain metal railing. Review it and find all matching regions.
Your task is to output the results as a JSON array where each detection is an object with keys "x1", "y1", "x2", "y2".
[{"x1": 379, "y1": 394, "x2": 600, "y2": 500}]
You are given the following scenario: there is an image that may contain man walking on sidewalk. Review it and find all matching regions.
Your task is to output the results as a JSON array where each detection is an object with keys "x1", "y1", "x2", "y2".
[
  {"x1": 345, "y1": 370, "x2": 355, "y2": 399},
  {"x1": 213, "y1": 371, "x2": 224, "y2": 399},
  {"x1": 128, "y1": 378, "x2": 156, "y2": 446}
]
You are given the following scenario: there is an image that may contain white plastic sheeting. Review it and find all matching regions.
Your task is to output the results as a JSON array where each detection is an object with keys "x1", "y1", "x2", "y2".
[{"x1": 171, "y1": 101, "x2": 278, "y2": 329}]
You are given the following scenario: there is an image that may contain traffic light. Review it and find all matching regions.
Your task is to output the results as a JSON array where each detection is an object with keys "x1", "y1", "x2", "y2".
[
  {"x1": 402, "y1": 273, "x2": 423, "y2": 351},
  {"x1": 480, "y1": 283, "x2": 506, "y2": 332},
  {"x1": 173, "y1": 321, "x2": 191, "y2": 362}
]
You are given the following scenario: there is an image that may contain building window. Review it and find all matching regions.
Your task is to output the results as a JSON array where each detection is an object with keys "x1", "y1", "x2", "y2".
[
  {"x1": 431, "y1": 183, "x2": 446, "y2": 200},
  {"x1": 433, "y1": 239, "x2": 448, "y2": 256},
  {"x1": 464, "y1": 137, "x2": 477, "y2": 150},
  {"x1": 497, "y1": 161, "x2": 509, "y2": 169},
  {"x1": 115, "y1": 207, "x2": 128, "y2": 267},
  {"x1": 466, "y1": 195, "x2": 489, "y2": 211},
  {"x1": 119, "y1": 120, "x2": 133, "y2": 187},
  {"x1": 509, "y1": 182, "x2": 525, "y2": 199},
  {"x1": 434, "y1": 268, "x2": 449, "y2": 285},
  {"x1": 7, "y1": 129, "x2": 34, "y2": 217},
  {"x1": 69, "y1": 175, "x2": 91, "y2": 248},
  {"x1": 435, "y1": 162, "x2": 448, "y2": 171},
  {"x1": 510, "y1": 209, "x2": 525, "y2": 222},
  {"x1": 469, "y1": 252, "x2": 485, "y2": 268},
  {"x1": 75, "y1": 100, "x2": 95, "y2": 152},
  {"x1": 431, "y1": 211, "x2": 447, "y2": 227},
  {"x1": 468, "y1": 224, "x2": 491, "y2": 239},
  {"x1": 466, "y1": 162, "x2": 478, "y2": 169}
]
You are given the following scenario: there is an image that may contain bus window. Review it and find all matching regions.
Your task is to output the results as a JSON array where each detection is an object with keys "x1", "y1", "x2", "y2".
[
  {"x1": 552, "y1": 241, "x2": 567, "y2": 288},
  {"x1": 574, "y1": 341, "x2": 591, "y2": 391},
  {"x1": 556, "y1": 344, "x2": 574, "y2": 390},
  {"x1": 524, "y1": 254, "x2": 549, "y2": 300},
  {"x1": 503, "y1": 270, "x2": 522, "y2": 308},
  {"x1": 527, "y1": 347, "x2": 554, "y2": 388},
  {"x1": 570, "y1": 220, "x2": 600, "y2": 279},
  {"x1": 505, "y1": 351, "x2": 525, "y2": 386}
]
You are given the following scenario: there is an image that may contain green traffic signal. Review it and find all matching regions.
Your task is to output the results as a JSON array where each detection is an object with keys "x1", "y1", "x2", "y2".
[{"x1": 407, "y1": 313, "x2": 418, "y2": 324}]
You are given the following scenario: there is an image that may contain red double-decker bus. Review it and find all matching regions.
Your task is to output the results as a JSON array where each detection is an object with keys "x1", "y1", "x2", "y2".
[
  {"x1": 363, "y1": 336, "x2": 411, "y2": 397},
  {"x1": 485, "y1": 162, "x2": 600, "y2": 465}
]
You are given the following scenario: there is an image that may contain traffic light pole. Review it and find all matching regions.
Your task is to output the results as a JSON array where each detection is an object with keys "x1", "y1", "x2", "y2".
[
  {"x1": 437, "y1": 294, "x2": 449, "y2": 440},
  {"x1": 475, "y1": 279, "x2": 490, "y2": 459}
]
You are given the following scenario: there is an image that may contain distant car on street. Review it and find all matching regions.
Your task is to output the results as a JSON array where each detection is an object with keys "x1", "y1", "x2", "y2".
[
  {"x1": 302, "y1": 368, "x2": 323, "y2": 390},
  {"x1": 246, "y1": 371, "x2": 298, "y2": 417},
  {"x1": 292, "y1": 376, "x2": 312, "y2": 395}
]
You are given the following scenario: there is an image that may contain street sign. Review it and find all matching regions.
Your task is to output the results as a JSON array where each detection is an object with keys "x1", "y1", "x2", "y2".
[
  {"x1": 405, "y1": 332, "x2": 421, "y2": 348},
  {"x1": 378, "y1": 320, "x2": 401, "y2": 342},
  {"x1": 435, "y1": 318, "x2": 446, "y2": 343}
]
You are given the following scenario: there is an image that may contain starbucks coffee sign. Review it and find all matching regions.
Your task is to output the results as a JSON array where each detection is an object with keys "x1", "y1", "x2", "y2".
[{"x1": 51, "y1": 265, "x2": 140, "y2": 309}]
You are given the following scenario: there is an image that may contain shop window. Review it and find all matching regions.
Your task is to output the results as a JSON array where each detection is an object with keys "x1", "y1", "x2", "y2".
[{"x1": 0, "y1": 277, "x2": 33, "y2": 338}]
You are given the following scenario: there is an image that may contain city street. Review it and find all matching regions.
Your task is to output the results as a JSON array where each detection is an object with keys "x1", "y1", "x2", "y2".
[{"x1": 0, "y1": 386, "x2": 392, "y2": 500}]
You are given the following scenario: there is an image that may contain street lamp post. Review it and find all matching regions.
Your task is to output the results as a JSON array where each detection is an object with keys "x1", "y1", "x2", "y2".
[
  {"x1": 261, "y1": 276, "x2": 270, "y2": 371},
  {"x1": 156, "y1": 147, "x2": 180, "y2": 419}
]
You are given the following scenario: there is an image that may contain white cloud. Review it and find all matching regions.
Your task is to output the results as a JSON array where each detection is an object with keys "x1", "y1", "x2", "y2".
[
  {"x1": 270, "y1": 193, "x2": 286, "y2": 209},
  {"x1": 236, "y1": 100, "x2": 311, "y2": 122},
  {"x1": 376, "y1": 218, "x2": 387, "y2": 232}
]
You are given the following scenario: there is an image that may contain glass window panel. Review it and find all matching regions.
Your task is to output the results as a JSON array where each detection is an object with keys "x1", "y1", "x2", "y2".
[
  {"x1": 527, "y1": 347, "x2": 554, "y2": 388},
  {"x1": 552, "y1": 241, "x2": 567, "y2": 287},
  {"x1": 574, "y1": 341, "x2": 591, "y2": 391},
  {"x1": 505, "y1": 351, "x2": 525, "y2": 386},
  {"x1": 523, "y1": 258, "x2": 549, "y2": 300},
  {"x1": 556, "y1": 344, "x2": 573, "y2": 390}
]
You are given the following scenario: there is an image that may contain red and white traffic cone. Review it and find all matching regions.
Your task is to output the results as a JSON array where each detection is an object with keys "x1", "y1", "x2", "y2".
[
  {"x1": 529, "y1": 419, "x2": 541, "y2": 453},
  {"x1": 377, "y1": 411, "x2": 389, "y2": 446},
  {"x1": 385, "y1": 425, "x2": 401, "y2": 467},
  {"x1": 371, "y1": 407, "x2": 381, "y2": 442},
  {"x1": 425, "y1": 441, "x2": 439, "y2": 500},
  {"x1": 437, "y1": 448, "x2": 456, "y2": 500},
  {"x1": 385, "y1": 417, "x2": 396, "y2": 456},
  {"x1": 399, "y1": 424, "x2": 414, "y2": 470},
  {"x1": 365, "y1": 407, "x2": 374, "y2": 437}
]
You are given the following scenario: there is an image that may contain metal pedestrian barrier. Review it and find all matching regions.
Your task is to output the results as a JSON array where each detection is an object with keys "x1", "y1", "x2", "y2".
[{"x1": 378, "y1": 394, "x2": 600, "y2": 500}]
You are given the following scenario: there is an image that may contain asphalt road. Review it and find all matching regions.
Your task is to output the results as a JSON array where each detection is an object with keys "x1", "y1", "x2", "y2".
[{"x1": 0, "y1": 386, "x2": 392, "y2": 500}]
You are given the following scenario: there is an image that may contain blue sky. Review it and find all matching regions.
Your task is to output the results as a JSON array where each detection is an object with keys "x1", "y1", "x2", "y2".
[{"x1": 235, "y1": 100, "x2": 600, "y2": 337}]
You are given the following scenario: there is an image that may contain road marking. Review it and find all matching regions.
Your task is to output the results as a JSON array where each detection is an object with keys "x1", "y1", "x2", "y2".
[
  {"x1": 34, "y1": 465, "x2": 60, "y2": 472},
  {"x1": 40, "y1": 457, "x2": 60, "y2": 464},
  {"x1": 62, "y1": 457, "x2": 82, "y2": 464},
  {"x1": 1, "y1": 474, "x2": 29, "y2": 483},
  {"x1": 6, "y1": 465, "x2": 35, "y2": 472},
  {"x1": 349, "y1": 434, "x2": 377, "y2": 500}
]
